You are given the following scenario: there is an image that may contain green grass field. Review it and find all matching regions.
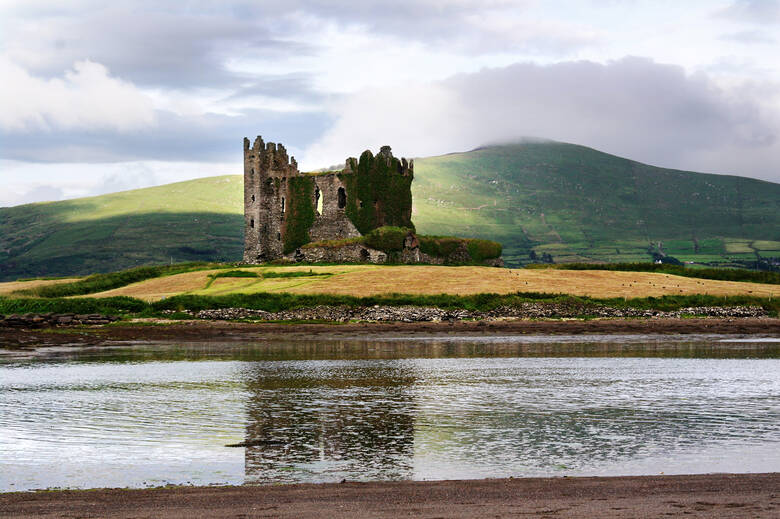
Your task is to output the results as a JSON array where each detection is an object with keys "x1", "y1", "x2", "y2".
[{"x1": 1, "y1": 141, "x2": 779, "y2": 281}]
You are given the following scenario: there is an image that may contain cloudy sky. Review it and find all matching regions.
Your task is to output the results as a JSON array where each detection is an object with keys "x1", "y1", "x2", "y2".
[{"x1": 1, "y1": 0, "x2": 779, "y2": 207}]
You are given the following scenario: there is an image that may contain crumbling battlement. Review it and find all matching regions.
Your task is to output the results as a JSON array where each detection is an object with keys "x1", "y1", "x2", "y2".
[
  {"x1": 243, "y1": 136, "x2": 298, "y2": 175},
  {"x1": 243, "y1": 135, "x2": 414, "y2": 263}
]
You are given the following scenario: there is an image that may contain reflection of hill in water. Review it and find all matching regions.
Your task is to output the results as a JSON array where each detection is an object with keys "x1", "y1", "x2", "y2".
[{"x1": 242, "y1": 362, "x2": 417, "y2": 483}]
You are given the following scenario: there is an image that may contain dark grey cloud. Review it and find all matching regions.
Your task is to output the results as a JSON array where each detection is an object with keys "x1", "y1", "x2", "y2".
[
  {"x1": 451, "y1": 57, "x2": 776, "y2": 158},
  {"x1": 0, "y1": 108, "x2": 333, "y2": 164},
  {"x1": 225, "y1": 73, "x2": 327, "y2": 104},
  {"x1": 6, "y1": 5, "x2": 314, "y2": 90},
  {"x1": 309, "y1": 57, "x2": 780, "y2": 182}
]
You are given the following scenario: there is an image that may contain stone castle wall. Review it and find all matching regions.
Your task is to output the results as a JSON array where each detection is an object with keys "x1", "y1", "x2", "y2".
[
  {"x1": 243, "y1": 135, "x2": 413, "y2": 263},
  {"x1": 242, "y1": 135, "x2": 502, "y2": 266},
  {"x1": 308, "y1": 173, "x2": 361, "y2": 243}
]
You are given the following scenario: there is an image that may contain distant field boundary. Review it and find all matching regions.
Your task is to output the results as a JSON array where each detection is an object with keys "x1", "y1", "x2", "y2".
[
  {"x1": 528, "y1": 263, "x2": 780, "y2": 285},
  {"x1": 1, "y1": 292, "x2": 778, "y2": 317}
]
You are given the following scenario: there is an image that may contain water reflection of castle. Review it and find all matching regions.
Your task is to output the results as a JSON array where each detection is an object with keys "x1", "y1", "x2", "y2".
[{"x1": 241, "y1": 362, "x2": 416, "y2": 483}]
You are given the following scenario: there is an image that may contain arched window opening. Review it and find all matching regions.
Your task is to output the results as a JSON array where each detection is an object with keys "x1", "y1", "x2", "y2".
[
  {"x1": 251, "y1": 194, "x2": 255, "y2": 203},
  {"x1": 337, "y1": 187, "x2": 346, "y2": 209},
  {"x1": 277, "y1": 232, "x2": 281, "y2": 241},
  {"x1": 315, "y1": 187, "x2": 323, "y2": 215},
  {"x1": 281, "y1": 197, "x2": 285, "y2": 213},
  {"x1": 250, "y1": 219, "x2": 255, "y2": 228},
  {"x1": 250, "y1": 168, "x2": 255, "y2": 178}
]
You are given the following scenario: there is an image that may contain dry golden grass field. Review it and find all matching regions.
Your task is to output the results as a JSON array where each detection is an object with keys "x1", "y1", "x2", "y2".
[
  {"x1": 0, "y1": 265, "x2": 770, "y2": 301},
  {"x1": 0, "y1": 278, "x2": 81, "y2": 297}
]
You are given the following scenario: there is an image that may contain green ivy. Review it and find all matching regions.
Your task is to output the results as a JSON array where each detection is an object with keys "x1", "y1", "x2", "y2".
[
  {"x1": 341, "y1": 150, "x2": 414, "y2": 235},
  {"x1": 283, "y1": 176, "x2": 315, "y2": 254}
]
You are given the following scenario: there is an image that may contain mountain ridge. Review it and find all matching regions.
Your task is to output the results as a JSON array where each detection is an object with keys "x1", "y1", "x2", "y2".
[{"x1": 1, "y1": 141, "x2": 778, "y2": 280}]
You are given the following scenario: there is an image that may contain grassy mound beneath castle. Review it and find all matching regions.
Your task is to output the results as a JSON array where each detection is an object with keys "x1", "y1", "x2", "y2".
[{"x1": 303, "y1": 226, "x2": 503, "y2": 263}]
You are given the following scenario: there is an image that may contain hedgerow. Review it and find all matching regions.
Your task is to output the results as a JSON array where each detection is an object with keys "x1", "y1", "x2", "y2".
[{"x1": 1, "y1": 292, "x2": 776, "y2": 317}]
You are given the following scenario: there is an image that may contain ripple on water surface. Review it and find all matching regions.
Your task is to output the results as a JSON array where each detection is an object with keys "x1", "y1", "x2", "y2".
[{"x1": 0, "y1": 337, "x2": 779, "y2": 491}]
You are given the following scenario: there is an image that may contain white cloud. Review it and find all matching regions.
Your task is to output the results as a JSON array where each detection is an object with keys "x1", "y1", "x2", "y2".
[
  {"x1": 0, "y1": 58, "x2": 156, "y2": 132},
  {"x1": 0, "y1": 160, "x2": 238, "y2": 207}
]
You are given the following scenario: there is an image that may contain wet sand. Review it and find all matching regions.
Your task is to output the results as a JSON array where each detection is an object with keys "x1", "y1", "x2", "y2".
[
  {"x1": 1, "y1": 473, "x2": 778, "y2": 518},
  {"x1": 1, "y1": 317, "x2": 779, "y2": 349}
]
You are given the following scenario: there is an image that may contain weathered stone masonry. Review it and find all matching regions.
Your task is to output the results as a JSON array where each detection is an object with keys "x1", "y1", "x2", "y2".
[{"x1": 243, "y1": 135, "x2": 413, "y2": 263}]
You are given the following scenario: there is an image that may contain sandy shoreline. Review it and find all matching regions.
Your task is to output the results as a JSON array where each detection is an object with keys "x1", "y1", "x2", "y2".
[
  {"x1": 1, "y1": 473, "x2": 778, "y2": 518},
  {"x1": 1, "y1": 317, "x2": 779, "y2": 349}
]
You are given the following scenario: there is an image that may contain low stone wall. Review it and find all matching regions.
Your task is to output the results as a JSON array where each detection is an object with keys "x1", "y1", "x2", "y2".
[
  {"x1": 286, "y1": 243, "x2": 504, "y2": 266},
  {"x1": 0, "y1": 313, "x2": 120, "y2": 328},
  {"x1": 286, "y1": 244, "x2": 387, "y2": 263},
  {"x1": 167, "y1": 304, "x2": 768, "y2": 323}
]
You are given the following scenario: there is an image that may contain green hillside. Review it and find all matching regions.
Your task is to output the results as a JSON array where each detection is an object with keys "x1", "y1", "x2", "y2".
[
  {"x1": 413, "y1": 142, "x2": 780, "y2": 266},
  {"x1": 0, "y1": 176, "x2": 244, "y2": 281},
  {"x1": 2, "y1": 141, "x2": 779, "y2": 281}
]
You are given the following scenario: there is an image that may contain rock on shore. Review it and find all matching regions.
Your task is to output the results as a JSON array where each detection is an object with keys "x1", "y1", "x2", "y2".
[
  {"x1": 0, "y1": 313, "x2": 119, "y2": 328},
  {"x1": 168, "y1": 303, "x2": 768, "y2": 323}
]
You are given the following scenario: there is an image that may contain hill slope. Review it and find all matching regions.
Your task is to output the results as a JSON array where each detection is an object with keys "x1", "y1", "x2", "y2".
[
  {"x1": 0, "y1": 176, "x2": 244, "y2": 281},
  {"x1": 1, "y1": 142, "x2": 779, "y2": 280},
  {"x1": 413, "y1": 142, "x2": 780, "y2": 265}
]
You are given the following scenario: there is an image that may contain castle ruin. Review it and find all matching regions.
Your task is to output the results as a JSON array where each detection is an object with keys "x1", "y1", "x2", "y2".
[{"x1": 243, "y1": 135, "x2": 414, "y2": 263}]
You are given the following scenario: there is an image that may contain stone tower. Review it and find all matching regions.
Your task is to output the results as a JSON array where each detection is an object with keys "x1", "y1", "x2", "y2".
[{"x1": 242, "y1": 136, "x2": 299, "y2": 263}]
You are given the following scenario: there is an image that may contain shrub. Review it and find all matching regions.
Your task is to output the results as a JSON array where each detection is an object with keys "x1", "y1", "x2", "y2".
[
  {"x1": 418, "y1": 236, "x2": 463, "y2": 257},
  {"x1": 466, "y1": 239, "x2": 503, "y2": 261},
  {"x1": 208, "y1": 270, "x2": 260, "y2": 279},
  {"x1": 363, "y1": 226, "x2": 411, "y2": 252}
]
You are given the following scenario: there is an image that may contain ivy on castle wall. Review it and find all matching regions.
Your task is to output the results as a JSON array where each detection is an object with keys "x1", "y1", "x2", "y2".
[
  {"x1": 340, "y1": 150, "x2": 414, "y2": 236},
  {"x1": 283, "y1": 176, "x2": 316, "y2": 254}
]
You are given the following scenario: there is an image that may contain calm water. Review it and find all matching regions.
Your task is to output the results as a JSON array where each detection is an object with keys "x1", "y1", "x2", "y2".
[{"x1": 1, "y1": 335, "x2": 779, "y2": 491}]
